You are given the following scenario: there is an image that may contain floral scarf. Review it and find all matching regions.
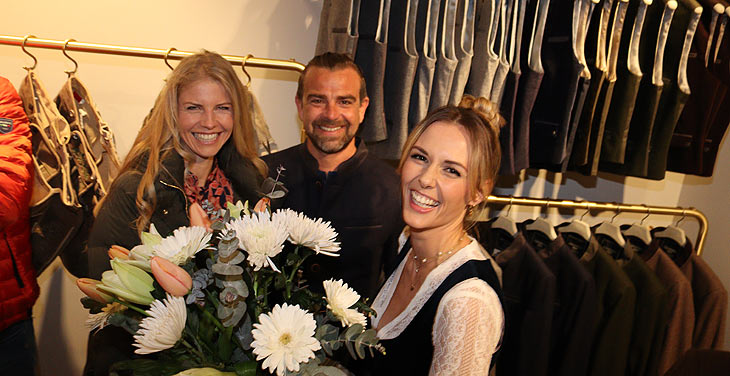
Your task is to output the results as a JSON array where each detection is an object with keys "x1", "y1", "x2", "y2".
[{"x1": 184, "y1": 160, "x2": 233, "y2": 221}]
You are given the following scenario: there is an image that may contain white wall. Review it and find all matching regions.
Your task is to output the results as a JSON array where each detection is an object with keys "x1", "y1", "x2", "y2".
[
  {"x1": 1, "y1": 1, "x2": 728, "y2": 375},
  {"x1": 1, "y1": 1, "x2": 320, "y2": 374}
]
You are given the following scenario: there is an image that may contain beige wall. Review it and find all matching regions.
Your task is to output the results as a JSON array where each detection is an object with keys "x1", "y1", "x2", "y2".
[{"x1": 1, "y1": 1, "x2": 728, "y2": 375}]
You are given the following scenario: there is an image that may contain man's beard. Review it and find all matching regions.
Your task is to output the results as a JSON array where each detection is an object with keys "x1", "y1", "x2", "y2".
[{"x1": 306, "y1": 117, "x2": 356, "y2": 154}]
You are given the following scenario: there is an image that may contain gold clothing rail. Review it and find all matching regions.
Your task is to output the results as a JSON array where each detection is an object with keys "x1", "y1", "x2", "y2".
[
  {"x1": 486, "y1": 195, "x2": 709, "y2": 255},
  {"x1": 0, "y1": 35, "x2": 305, "y2": 72}
]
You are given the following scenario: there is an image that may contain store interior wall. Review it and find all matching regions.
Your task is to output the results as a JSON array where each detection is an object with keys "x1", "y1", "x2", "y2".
[{"x1": 0, "y1": 1, "x2": 727, "y2": 374}]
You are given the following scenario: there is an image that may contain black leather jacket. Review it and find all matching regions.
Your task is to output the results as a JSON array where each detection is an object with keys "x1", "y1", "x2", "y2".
[{"x1": 87, "y1": 141, "x2": 262, "y2": 280}]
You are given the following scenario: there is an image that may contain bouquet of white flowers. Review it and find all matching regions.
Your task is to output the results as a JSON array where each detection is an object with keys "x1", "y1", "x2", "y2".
[{"x1": 78, "y1": 192, "x2": 383, "y2": 376}]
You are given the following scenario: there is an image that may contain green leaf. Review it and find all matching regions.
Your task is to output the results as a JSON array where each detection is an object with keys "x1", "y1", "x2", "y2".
[
  {"x1": 109, "y1": 358, "x2": 186, "y2": 376},
  {"x1": 107, "y1": 312, "x2": 140, "y2": 335},
  {"x1": 217, "y1": 333, "x2": 233, "y2": 363},
  {"x1": 232, "y1": 361, "x2": 258, "y2": 376},
  {"x1": 285, "y1": 251, "x2": 301, "y2": 267},
  {"x1": 187, "y1": 307, "x2": 200, "y2": 334},
  {"x1": 274, "y1": 273, "x2": 286, "y2": 290},
  {"x1": 80, "y1": 297, "x2": 106, "y2": 313}
]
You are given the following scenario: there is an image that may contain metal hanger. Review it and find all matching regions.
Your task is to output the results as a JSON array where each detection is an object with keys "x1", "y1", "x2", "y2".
[
  {"x1": 21, "y1": 34, "x2": 38, "y2": 71},
  {"x1": 164, "y1": 47, "x2": 177, "y2": 70},
  {"x1": 62, "y1": 38, "x2": 79, "y2": 75},
  {"x1": 241, "y1": 54, "x2": 253, "y2": 87}
]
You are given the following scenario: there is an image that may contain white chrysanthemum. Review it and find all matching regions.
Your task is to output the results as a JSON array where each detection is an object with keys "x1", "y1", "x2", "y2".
[
  {"x1": 227, "y1": 211, "x2": 288, "y2": 271},
  {"x1": 133, "y1": 294, "x2": 187, "y2": 354},
  {"x1": 323, "y1": 279, "x2": 367, "y2": 327},
  {"x1": 85, "y1": 302, "x2": 127, "y2": 331},
  {"x1": 273, "y1": 209, "x2": 340, "y2": 256},
  {"x1": 152, "y1": 226, "x2": 212, "y2": 265},
  {"x1": 251, "y1": 303, "x2": 321, "y2": 376}
]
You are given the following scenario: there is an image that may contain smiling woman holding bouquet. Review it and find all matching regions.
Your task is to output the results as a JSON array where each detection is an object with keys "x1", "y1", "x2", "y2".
[
  {"x1": 84, "y1": 51, "x2": 265, "y2": 376},
  {"x1": 369, "y1": 95, "x2": 505, "y2": 375}
]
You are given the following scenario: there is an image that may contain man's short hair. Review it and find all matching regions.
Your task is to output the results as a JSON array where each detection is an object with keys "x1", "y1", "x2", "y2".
[{"x1": 296, "y1": 52, "x2": 368, "y2": 101}]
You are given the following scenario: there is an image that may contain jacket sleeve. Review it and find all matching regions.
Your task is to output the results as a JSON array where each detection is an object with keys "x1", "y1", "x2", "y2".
[
  {"x1": 87, "y1": 172, "x2": 143, "y2": 279},
  {"x1": 0, "y1": 78, "x2": 33, "y2": 231}
]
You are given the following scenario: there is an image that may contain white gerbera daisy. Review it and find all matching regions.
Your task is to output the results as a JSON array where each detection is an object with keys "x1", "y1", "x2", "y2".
[
  {"x1": 85, "y1": 302, "x2": 127, "y2": 332},
  {"x1": 227, "y1": 211, "x2": 288, "y2": 271},
  {"x1": 152, "y1": 226, "x2": 212, "y2": 265},
  {"x1": 133, "y1": 294, "x2": 187, "y2": 354},
  {"x1": 251, "y1": 303, "x2": 321, "y2": 376},
  {"x1": 323, "y1": 279, "x2": 367, "y2": 327},
  {"x1": 273, "y1": 209, "x2": 340, "y2": 256}
]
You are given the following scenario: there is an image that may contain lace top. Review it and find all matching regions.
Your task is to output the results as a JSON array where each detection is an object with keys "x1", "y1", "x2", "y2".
[{"x1": 371, "y1": 233, "x2": 504, "y2": 375}]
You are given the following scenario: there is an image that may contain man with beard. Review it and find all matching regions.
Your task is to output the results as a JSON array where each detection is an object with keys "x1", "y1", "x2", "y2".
[{"x1": 263, "y1": 53, "x2": 402, "y2": 300}]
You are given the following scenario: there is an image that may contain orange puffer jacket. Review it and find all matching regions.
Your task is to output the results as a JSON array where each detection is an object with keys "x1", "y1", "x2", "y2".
[{"x1": 0, "y1": 76, "x2": 39, "y2": 332}]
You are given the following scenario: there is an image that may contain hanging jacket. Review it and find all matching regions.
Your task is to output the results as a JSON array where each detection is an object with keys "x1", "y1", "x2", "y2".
[{"x1": 0, "y1": 76, "x2": 40, "y2": 332}]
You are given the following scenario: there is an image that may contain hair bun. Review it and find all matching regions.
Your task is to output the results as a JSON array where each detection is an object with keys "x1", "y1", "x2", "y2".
[{"x1": 457, "y1": 94, "x2": 505, "y2": 131}]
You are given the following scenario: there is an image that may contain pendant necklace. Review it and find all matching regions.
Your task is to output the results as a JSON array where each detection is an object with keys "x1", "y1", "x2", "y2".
[{"x1": 409, "y1": 234, "x2": 466, "y2": 291}]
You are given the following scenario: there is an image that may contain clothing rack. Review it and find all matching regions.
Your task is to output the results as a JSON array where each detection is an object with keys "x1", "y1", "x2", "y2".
[
  {"x1": 486, "y1": 195, "x2": 709, "y2": 256},
  {"x1": 0, "y1": 34, "x2": 305, "y2": 73},
  {"x1": 0, "y1": 36, "x2": 709, "y2": 254}
]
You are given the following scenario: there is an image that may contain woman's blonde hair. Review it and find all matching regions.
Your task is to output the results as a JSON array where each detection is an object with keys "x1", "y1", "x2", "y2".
[
  {"x1": 398, "y1": 95, "x2": 504, "y2": 229},
  {"x1": 102, "y1": 50, "x2": 267, "y2": 234}
]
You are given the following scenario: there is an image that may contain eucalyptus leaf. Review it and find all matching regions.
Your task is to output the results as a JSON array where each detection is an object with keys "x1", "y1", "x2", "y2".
[
  {"x1": 212, "y1": 263, "x2": 244, "y2": 276},
  {"x1": 321, "y1": 341, "x2": 333, "y2": 357},
  {"x1": 234, "y1": 314, "x2": 253, "y2": 350},
  {"x1": 211, "y1": 219, "x2": 226, "y2": 232},
  {"x1": 344, "y1": 324, "x2": 363, "y2": 340},
  {"x1": 315, "y1": 324, "x2": 339, "y2": 342},
  {"x1": 343, "y1": 339, "x2": 356, "y2": 360},
  {"x1": 268, "y1": 190, "x2": 285, "y2": 199},
  {"x1": 107, "y1": 312, "x2": 140, "y2": 335},
  {"x1": 353, "y1": 329, "x2": 377, "y2": 359}
]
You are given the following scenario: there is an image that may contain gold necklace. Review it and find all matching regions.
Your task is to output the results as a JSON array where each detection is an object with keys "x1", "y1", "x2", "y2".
[{"x1": 409, "y1": 234, "x2": 467, "y2": 291}]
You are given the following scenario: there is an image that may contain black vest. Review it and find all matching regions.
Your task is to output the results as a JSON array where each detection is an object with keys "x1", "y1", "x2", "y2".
[{"x1": 371, "y1": 242, "x2": 504, "y2": 375}]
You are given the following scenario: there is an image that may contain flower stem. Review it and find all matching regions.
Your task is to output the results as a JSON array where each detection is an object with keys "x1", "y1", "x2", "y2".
[
  {"x1": 181, "y1": 338, "x2": 207, "y2": 363},
  {"x1": 196, "y1": 299, "x2": 226, "y2": 334},
  {"x1": 112, "y1": 298, "x2": 150, "y2": 316}
]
